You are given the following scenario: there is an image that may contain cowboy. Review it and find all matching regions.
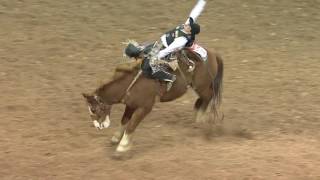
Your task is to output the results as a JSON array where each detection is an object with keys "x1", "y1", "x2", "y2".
[{"x1": 150, "y1": 0, "x2": 207, "y2": 91}]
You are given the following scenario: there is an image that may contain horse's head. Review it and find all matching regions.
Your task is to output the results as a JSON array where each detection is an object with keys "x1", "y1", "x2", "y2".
[{"x1": 82, "y1": 93, "x2": 112, "y2": 130}]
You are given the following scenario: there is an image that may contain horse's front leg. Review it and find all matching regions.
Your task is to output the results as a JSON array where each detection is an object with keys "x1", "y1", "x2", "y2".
[
  {"x1": 111, "y1": 125, "x2": 126, "y2": 145},
  {"x1": 111, "y1": 106, "x2": 135, "y2": 145},
  {"x1": 116, "y1": 107, "x2": 152, "y2": 153}
]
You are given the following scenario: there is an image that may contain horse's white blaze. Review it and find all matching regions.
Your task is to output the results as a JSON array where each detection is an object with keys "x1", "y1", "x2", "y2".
[
  {"x1": 116, "y1": 131, "x2": 131, "y2": 152},
  {"x1": 102, "y1": 115, "x2": 110, "y2": 128},
  {"x1": 88, "y1": 106, "x2": 94, "y2": 115}
]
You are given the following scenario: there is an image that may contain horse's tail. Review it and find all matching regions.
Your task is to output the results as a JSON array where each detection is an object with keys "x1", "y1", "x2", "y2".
[{"x1": 211, "y1": 54, "x2": 224, "y2": 119}]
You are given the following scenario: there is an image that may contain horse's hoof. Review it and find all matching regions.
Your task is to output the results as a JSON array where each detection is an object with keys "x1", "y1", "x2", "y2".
[
  {"x1": 116, "y1": 143, "x2": 132, "y2": 153},
  {"x1": 112, "y1": 151, "x2": 133, "y2": 160},
  {"x1": 110, "y1": 136, "x2": 120, "y2": 145},
  {"x1": 110, "y1": 141, "x2": 118, "y2": 146}
]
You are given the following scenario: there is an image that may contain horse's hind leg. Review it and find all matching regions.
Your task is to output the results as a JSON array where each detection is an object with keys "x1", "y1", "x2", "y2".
[
  {"x1": 194, "y1": 98, "x2": 210, "y2": 123},
  {"x1": 194, "y1": 88, "x2": 212, "y2": 123},
  {"x1": 111, "y1": 106, "x2": 135, "y2": 145},
  {"x1": 116, "y1": 107, "x2": 152, "y2": 153}
]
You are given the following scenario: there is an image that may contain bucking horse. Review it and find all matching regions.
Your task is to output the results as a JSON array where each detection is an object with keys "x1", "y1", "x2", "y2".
[{"x1": 82, "y1": 41, "x2": 224, "y2": 156}]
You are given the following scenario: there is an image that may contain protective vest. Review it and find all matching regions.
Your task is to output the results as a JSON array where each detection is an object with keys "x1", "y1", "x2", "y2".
[{"x1": 165, "y1": 25, "x2": 194, "y2": 47}]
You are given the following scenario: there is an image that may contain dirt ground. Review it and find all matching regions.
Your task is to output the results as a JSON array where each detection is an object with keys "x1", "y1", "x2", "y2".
[{"x1": 1, "y1": 0, "x2": 320, "y2": 179}]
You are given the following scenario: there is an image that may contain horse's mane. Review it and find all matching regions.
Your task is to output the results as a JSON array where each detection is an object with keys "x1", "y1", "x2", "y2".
[
  {"x1": 94, "y1": 61, "x2": 141, "y2": 95},
  {"x1": 114, "y1": 59, "x2": 141, "y2": 74}
]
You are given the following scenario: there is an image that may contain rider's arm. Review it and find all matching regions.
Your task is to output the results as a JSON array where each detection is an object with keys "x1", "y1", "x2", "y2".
[
  {"x1": 157, "y1": 37, "x2": 188, "y2": 59},
  {"x1": 185, "y1": 0, "x2": 207, "y2": 24}
]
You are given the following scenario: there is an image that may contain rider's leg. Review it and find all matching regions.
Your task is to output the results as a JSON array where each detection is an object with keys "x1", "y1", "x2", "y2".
[
  {"x1": 146, "y1": 41, "x2": 176, "y2": 91},
  {"x1": 141, "y1": 55, "x2": 176, "y2": 91},
  {"x1": 151, "y1": 70, "x2": 176, "y2": 91},
  {"x1": 141, "y1": 57, "x2": 153, "y2": 78}
]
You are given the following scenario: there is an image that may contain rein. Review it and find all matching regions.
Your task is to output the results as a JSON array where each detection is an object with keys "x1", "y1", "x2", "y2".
[
  {"x1": 120, "y1": 69, "x2": 143, "y2": 103},
  {"x1": 93, "y1": 69, "x2": 142, "y2": 105},
  {"x1": 177, "y1": 50, "x2": 195, "y2": 87}
]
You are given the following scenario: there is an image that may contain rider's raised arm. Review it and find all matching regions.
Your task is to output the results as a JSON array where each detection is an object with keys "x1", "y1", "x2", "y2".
[
  {"x1": 157, "y1": 37, "x2": 188, "y2": 59},
  {"x1": 185, "y1": 0, "x2": 207, "y2": 24}
]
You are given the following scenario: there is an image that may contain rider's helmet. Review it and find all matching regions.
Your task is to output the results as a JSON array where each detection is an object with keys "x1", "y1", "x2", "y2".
[
  {"x1": 189, "y1": 17, "x2": 200, "y2": 35},
  {"x1": 191, "y1": 23, "x2": 200, "y2": 35}
]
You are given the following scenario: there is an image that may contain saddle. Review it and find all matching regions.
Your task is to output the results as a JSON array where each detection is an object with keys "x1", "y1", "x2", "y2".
[{"x1": 120, "y1": 41, "x2": 204, "y2": 95}]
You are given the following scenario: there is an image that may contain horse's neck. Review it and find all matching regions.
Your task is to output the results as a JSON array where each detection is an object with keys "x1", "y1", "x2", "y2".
[{"x1": 96, "y1": 72, "x2": 135, "y2": 104}]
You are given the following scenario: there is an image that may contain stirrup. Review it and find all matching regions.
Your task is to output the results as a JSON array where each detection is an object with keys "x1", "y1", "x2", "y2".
[
  {"x1": 166, "y1": 81, "x2": 173, "y2": 91},
  {"x1": 165, "y1": 75, "x2": 176, "y2": 92}
]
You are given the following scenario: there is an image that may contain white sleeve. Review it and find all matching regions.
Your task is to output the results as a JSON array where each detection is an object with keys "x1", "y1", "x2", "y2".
[
  {"x1": 185, "y1": 0, "x2": 207, "y2": 24},
  {"x1": 157, "y1": 37, "x2": 188, "y2": 59}
]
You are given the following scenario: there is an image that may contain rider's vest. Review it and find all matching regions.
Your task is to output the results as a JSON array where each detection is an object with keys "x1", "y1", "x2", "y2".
[{"x1": 165, "y1": 25, "x2": 194, "y2": 47}]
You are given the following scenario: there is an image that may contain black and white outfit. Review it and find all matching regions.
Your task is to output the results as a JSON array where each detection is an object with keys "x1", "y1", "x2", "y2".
[
  {"x1": 149, "y1": 0, "x2": 207, "y2": 88},
  {"x1": 157, "y1": 0, "x2": 206, "y2": 59}
]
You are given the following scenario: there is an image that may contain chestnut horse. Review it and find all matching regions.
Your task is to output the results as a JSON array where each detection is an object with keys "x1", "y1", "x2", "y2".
[{"x1": 82, "y1": 48, "x2": 223, "y2": 154}]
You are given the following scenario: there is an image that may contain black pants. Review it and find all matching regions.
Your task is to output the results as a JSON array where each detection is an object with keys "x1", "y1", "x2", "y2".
[{"x1": 141, "y1": 58, "x2": 174, "y2": 82}]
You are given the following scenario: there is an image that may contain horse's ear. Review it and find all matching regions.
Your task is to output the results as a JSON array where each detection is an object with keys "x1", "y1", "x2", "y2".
[{"x1": 82, "y1": 93, "x2": 90, "y2": 99}]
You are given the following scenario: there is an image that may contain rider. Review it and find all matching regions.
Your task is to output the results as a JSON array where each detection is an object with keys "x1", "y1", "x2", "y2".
[{"x1": 150, "y1": 0, "x2": 207, "y2": 91}]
